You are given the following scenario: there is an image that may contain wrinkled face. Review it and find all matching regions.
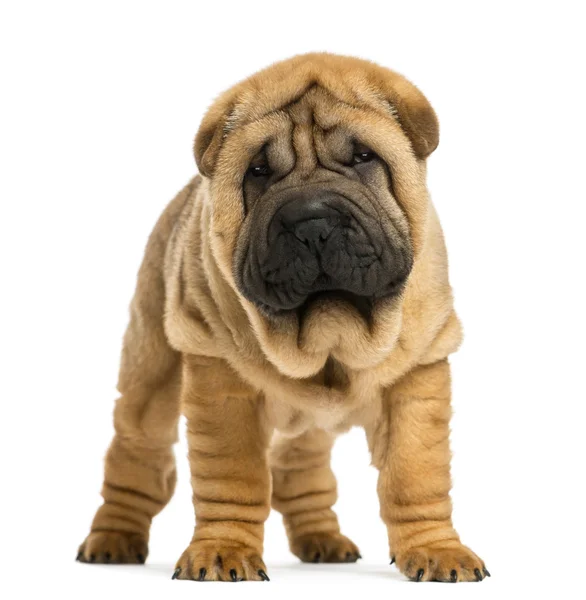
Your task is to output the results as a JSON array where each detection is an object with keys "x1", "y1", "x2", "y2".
[{"x1": 232, "y1": 95, "x2": 414, "y2": 319}]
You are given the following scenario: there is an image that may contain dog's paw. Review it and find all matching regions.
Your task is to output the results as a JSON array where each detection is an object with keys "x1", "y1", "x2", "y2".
[
  {"x1": 392, "y1": 543, "x2": 489, "y2": 582},
  {"x1": 76, "y1": 531, "x2": 148, "y2": 564},
  {"x1": 172, "y1": 540, "x2": 269, "y2": 582},
  {"x1": 291, "y1": 532, "x2": 361, "y2": 563}
]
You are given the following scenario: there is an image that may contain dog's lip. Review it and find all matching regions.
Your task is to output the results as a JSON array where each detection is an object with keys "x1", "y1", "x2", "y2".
[
  {"x1": 253, "y1": 288, "x2": 369, "y2": 318},
  {"x1": 251, "y1": 276, "x2": 407, "y2": 319},
  {"x1": 301, "y1": 289, "x2": 373, "y2": 307}
]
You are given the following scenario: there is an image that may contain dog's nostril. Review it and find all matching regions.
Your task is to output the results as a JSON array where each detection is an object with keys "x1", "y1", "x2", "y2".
[{"x1": 293, "y1": 218, "x2": 335, "y2": 246}]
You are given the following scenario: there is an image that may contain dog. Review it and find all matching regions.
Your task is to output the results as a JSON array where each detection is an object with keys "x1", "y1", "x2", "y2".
[{"x1": 77, "y1": 53, "x2": 488, "y2": 583}]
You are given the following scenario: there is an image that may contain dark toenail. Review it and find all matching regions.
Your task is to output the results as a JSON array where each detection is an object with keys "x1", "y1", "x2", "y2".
[
  {"x1": 474, "y1": 568, "x2": 483, "y2": 581},
  {"x1": 450, "y1": 569, "x2": 458, "y2": 582},
  {"x1": 357, "y1": 553, "x2": 362, "y2": 560},
  {"x1": 230, "y1": 569, "x2": 238, "y2": 582},
  {"x1": 416, "y1": 568, "x2": 424, "y2": 582},
  {"x1": 390, "y1": 556, "x2": 395, "y2": 565},
  {"x1": 172, "y1": 567, "x2": 181, "y2": 580},
  {"x1": 137, "y1": 553, "x2": 145, "y2": 564},
  {"x1": 483, "y1": 566, "x2": 491, "y2": 577},
  {"x1": 76, "y1": 551, "x2": 83, "y2": 562},
  {"x1": 89, "y1": 554, "x2": 96, "y2": 563},
  {"x1": 313, "y1": 552, "x2": 321, "y2": 563},
  {"x1": 104, "y1": 552, "x2": 111, "y2": 562},
  {"x1": 258, "y1": 569, "x2": 270, "y2": 581},
  {"x1": 198, "y1": 567, "x2": 207, "y2": 581}
]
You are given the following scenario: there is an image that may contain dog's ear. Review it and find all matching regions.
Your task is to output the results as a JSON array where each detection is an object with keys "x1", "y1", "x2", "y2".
[
  {"x1": 381, "y1": 73, "x2": 439, "y2": 159},
  {"x1": 194, "y1": 94, "x2": 235, "y2": 177}
]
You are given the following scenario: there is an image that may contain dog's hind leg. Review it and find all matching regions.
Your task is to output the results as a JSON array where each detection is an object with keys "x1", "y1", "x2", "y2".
[
  {"x1": 76, "y1": 187, "x2": 191, "y2": 565},
  {"x1": 270, "y1": 429, "x2": 361, "y2": 563}
]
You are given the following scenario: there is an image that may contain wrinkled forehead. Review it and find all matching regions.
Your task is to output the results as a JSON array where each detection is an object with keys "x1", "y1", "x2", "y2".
[
  {"x1": 219, "y1": 85, "x2": 410, "y2": 174},
  {"x1": 225, "y1": 81, "x2": 398, "y2": 133}
]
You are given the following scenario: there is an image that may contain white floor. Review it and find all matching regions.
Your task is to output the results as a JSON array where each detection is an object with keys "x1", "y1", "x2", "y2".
[{"x1": 39, "y1": 554, "x2": 557, "y2": 600}]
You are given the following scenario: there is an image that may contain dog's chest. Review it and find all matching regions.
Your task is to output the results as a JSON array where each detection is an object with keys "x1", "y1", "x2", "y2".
[{"x1": 264, "y1": 357, "x2": 382, "y2": 435}]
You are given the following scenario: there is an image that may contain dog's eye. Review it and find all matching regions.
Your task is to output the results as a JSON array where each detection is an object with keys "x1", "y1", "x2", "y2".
[
  {"x1": 248, "y1": 164, "x2": 272, "y2": 177},
  {"x1": 352, "y1": 151, "x2": 376, "y2": 164}
]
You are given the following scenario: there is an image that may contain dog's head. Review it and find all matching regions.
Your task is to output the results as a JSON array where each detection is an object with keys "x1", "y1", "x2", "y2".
[{"x1": 194, "y1": 54, "x2": 438, "y2": 372}]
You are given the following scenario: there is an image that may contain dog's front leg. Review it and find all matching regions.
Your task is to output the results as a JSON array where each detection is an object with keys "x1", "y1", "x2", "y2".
[
  {"x1": 369, "y1": 359, "x2": 489, "y2": 583},
  {"x1": 173, "y1": 356, "x2": 272, "y2": 582}
]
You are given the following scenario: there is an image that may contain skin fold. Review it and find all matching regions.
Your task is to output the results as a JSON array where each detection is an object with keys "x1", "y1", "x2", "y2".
[{"x1": 77, "y1": 53, "x2": 487, "y2": 582}]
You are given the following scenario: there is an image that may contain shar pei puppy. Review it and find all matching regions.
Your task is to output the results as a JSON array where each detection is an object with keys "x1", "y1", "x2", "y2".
[{"x1": 77, "y1": 53, "x2": 488, "y2": 583}]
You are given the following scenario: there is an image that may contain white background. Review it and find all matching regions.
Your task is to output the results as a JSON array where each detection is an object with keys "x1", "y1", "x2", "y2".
[{"x1": 1, "y1": 1, "x2": 585, "y2": 598}]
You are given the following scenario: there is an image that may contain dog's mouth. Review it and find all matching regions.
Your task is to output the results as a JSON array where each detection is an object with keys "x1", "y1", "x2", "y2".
[
  {"x1": 240, "y1": 225, "x2": 410, "y2": 317},
  {"x1": 256, "y1": 287, "x2": 397, "y2": 326},
  {"x1": 246, "y1": 257, "x2": 409, "y2": 322}
]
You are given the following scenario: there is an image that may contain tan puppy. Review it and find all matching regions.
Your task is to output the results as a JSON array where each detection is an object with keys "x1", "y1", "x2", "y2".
[{"x1": 77, "y1": 53, "x2": 488, "y2": 583}]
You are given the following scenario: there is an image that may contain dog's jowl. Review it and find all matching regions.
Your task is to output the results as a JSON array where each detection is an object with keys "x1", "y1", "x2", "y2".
[{"x1": 77, "y1": 53, "x2": 488, "y2": 583}]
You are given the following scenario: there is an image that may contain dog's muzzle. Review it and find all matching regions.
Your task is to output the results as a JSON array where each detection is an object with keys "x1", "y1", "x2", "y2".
[{"x1": 239, "y1": 191, "x2": 412, "y2": 314}]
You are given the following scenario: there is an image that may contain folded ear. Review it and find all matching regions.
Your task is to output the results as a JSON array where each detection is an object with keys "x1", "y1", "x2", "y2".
[
  {"x1": 193, "y1": 93, "x2": 235, "y2": 177},
  {"x1": 382, "y1": 73, "x2": 439, "y2": 159}
]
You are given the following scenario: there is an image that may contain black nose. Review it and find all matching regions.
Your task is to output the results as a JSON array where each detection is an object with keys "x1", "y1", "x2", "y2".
[{"x1": 271, "y1": 197, "x2": 341, "y2": 249}]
